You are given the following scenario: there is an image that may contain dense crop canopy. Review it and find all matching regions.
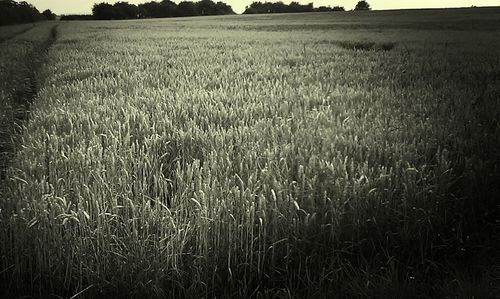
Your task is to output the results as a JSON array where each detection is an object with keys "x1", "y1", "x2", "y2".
[{"x1": 1, "y1": 10, "x2": 499, "y2": 298}]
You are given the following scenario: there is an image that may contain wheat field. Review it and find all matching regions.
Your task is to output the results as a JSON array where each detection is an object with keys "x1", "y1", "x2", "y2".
[{"x1": 0, "y1": 8, "x2": 499, "y2": 298}]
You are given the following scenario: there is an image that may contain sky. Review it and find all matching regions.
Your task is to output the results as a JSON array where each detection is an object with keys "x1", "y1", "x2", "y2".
[{"x1": 25, "y1": 0, "x2": 499, "y2": 15}]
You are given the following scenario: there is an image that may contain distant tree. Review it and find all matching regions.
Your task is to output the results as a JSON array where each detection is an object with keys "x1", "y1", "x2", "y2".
[
  {"x1": 315, "y1": 6, "x2": 329, "y2": 12},
  {"x1": 354, "y1": 0, "x2": 370, "y2": 11},
  {"x1": 159, "y1": 0, "x2": 178, "y2": 17},
  {"x1": 177, "y1": 1, "x2": 197, "y2": 16},
  {"x1": 195, "y1": 0, "x2": 216, "y2": 15},
  {"x1": 138, "y1": 1, "x2": 164, "y2": 18},
  {"x1": 270, "y1": 1, "x2": 286, "y2": 13},
  {"x1": 94, "y1": 0, "x2": 233, "y2": 20},
  {"x1": 92, "y1": 2, "x2": 115, "y2": 19},
  {"x1": 215, "y1": 1, "x2": 235, "y2": 14},
  {"x1": 193, "y1": 0, "x2": 233, "y2": 15},
  {"x1": 244, "y1": 2, "x2": 262, "y2": 14},
  {"x1": 42, "y1": 9, "x2": 56, "y2": 20},
  {"x1": 288, "y1": 1, "x2": 301, "y2": 12},
  {"x1": 113, "y1": 2, "x2": 139, "y2": 19},
  {"x1": 60, "y1": 14, "x2": 93, "y2": 20},
  {"x1": 243, "y1": 1, "x2": 316, "y2": 14},
  {"x1": 243, "y1": 5, "x2": 256, "y2": 14},
  {"x1": 314, "y1": 5, "x2": 343, "y2": 12},
  {"x1": 92, "y1": 2, "x2": 137, "y2": 19},
  {"x1": 0, "y1": 0, "x2": 45, "y2": 25}
]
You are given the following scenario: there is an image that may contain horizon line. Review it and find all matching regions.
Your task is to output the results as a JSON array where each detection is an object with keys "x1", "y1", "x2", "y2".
[{"x1": 54, "y1": 4, "x2": 499, "y2": 16}]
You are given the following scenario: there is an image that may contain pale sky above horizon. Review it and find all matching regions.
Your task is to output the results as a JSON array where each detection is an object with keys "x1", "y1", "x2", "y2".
[{"x1": 24, "y1": 0, "x2": 499, "y2": 15}]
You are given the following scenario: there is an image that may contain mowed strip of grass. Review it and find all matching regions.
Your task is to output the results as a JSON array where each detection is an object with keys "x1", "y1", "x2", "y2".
[{"x1": 1, "y1": 10, "x2": 499, "y2": 298}]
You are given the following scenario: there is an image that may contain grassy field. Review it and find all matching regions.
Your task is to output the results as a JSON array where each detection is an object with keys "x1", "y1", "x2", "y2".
[{"x1": 1, "y1": 7, "x2": 499, "y2": 298}]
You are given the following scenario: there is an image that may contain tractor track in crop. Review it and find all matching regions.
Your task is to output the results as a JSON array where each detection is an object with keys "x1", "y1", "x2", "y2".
[
  {"x1": 0, "y1": 24, "x2": 58, "y2": 190},
  {"x1": 0, "y1": 24, "x2": 37, "y2": 44}
]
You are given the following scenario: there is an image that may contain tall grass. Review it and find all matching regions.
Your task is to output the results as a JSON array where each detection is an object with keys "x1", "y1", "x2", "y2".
[{"x1": 1, "y1": 11, "x2": 499, "y2": 298}]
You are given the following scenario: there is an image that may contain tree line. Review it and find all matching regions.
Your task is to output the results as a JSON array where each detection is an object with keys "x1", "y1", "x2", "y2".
[
  {"x1": 1, "y1": 0, "x2": 372, "y2": 24},
  {"x1": 243, "y1": 2, "x2": 345, "y2": 14},
  {"x1": 243, "y1": 1, "x2": 371, "y2": 14},
  {"x1": 91, "y1": 0, "x2": 235, "y2": 20},
  {"x1": 60, "y1": 15, "x2": 94, "y2": 21},
  {"x1": 89, "y1": 1, "x2": 371, "y2": 20},
  {"x1": 0, "y1": 0, "x2": 55, "y2": 26}
]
